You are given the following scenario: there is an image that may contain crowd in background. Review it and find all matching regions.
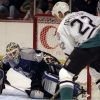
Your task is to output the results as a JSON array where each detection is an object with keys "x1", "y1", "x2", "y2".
[{"x1": 0, "y1": 0, "x2": 99, "y2": 20}]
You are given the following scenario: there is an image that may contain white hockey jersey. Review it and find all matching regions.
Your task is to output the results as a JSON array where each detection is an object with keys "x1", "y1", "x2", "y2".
[{"x1": 57, "y1": 11, "x2": 100, "y2": 56}]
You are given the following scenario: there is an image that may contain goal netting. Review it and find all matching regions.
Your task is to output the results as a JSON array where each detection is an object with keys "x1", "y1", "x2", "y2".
[{"x1": 33, "y1": 14, "x2": 100, "y2": 100}]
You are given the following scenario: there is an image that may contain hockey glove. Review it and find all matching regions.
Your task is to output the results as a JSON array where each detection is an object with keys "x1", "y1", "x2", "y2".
[
  {"x1": 0, "y1": 61, "x2": 3, "y2": 69},
  {"x1": 49, "y1": 62, "x2": 62, "y2": 75}
]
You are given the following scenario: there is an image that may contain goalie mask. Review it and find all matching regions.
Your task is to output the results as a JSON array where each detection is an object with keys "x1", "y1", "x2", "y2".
[
  {"x1": 52, "y1": 1, "x2": 69, "y2": 20},
  {"x1": 6, "y1": 42, "x2": 21, "y2": 64}
]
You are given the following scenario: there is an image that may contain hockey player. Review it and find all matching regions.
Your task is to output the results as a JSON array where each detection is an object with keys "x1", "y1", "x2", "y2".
[
  {"x1": 52, "y1": 1, "x2": 100, "y2": 100},
  {"x1": 0, "y1": 42, "x2": 86, "y2": 99},
  {"x1": 0, "y1": 42, "x2": 62, "y2": 99}
]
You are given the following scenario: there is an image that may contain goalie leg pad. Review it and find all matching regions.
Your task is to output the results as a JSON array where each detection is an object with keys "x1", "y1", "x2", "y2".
[{"x1": 42, "y1": 71, "x2": 59, "y2": 95}]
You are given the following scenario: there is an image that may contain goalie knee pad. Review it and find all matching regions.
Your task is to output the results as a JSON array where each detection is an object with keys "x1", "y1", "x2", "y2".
[{"x1": 42, "y1": 71, "x2": 59, "y2": 95}]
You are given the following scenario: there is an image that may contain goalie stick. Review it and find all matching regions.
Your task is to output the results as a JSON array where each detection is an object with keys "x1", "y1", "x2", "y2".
[
  {"x1": 5, "y1": 83, "x2": 47, "y2": 99},
  {"x1": 5, "y1": 83, "x2": 30, "y2": 94},
  {"x1": 5, "y1": 83, "x2": 60, "y2": 100},
  {"x1": 50, "y1": 89, "x2": 60, "y2": 100}
]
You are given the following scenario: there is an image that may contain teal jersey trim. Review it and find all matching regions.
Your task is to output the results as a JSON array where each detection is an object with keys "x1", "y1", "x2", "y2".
[{"x1": 78, "y1": 30, "x2": 100, "y2": 48}]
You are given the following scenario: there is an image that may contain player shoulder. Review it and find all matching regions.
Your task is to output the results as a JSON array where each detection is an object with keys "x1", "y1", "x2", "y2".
[{"x1": 20, "y1": 47, "x2": 37, "y2": 58}]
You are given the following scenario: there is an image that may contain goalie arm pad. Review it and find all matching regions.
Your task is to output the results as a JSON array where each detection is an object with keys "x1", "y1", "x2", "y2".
[{"x1": 42, "y1": 71, "x2": 59, "y2": 95}]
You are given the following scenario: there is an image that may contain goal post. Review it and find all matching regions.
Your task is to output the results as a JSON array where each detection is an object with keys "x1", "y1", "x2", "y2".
[
  {"x1": 87, "y1": 66, "x2": 91, "y2": 99},
  {"x1": 33, "y1": 14, "x2": 91, "y2": 99},
  {"x1": 33, "y1": 14, "x2": 66, "y2": 63}
]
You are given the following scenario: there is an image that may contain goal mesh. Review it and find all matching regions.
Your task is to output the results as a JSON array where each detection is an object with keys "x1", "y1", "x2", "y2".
[{"x1": 33, "y1": 14, "x2": 99, "y2": 100}]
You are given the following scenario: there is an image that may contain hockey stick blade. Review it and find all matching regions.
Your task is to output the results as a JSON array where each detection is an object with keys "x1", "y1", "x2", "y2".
[
  {"x1": 5, "y1": 83, "x2": 26, "y2": 93},
  {"x1": 5, "y1": 83, "x2": 30, "y2": 95}
]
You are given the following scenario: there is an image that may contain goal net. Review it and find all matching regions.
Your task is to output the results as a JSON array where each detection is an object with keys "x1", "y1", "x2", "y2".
[{"x1": 33, "y1": 14, "x2": 100, "y2": 100}]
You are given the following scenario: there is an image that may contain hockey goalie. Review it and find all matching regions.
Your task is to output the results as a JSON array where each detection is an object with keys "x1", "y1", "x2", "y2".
[{"x1": 0, "y1": 42, "x2": 87, "y2": 99}]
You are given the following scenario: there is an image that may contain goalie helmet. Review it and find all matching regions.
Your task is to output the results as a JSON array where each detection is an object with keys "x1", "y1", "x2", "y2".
[
  {"x1": 6, "y1": 42, "x2": 20, "y2": 53},
  {"x1": 52, "y1": 1, "x2": 69, "y2": 20},
  {"x1": 6, "y1": 42, "x2": 21, "y2": 64}
]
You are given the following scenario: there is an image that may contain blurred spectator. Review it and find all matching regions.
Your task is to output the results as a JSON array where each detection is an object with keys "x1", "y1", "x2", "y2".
[
  {"x1": 72, "y1": 0, "x2": 87, "y2": 12},
  {"x1": 38, "y1": 0, "x2": 60, "y2": 13},
  {"x1": 23, "y1": 1, "x2": 43, "y2": 21},
  {"x1": 97, "y1": 0, "x2": 100, "y2": 16},
  {"x1": 45, "y1": 1, "x2": 54, "y2": 14},
  {"x1": 0, "y1": 0, "x2": 9, "y2": 13},
  {"x1": 61, "y1": 0, "x2": 69, "y2": 4},
  {"x1": 38, "y1": 0, "x2": 49, "y2": 13},
  {"x1": 7, "y1": 0, "x2": 25, "y2": 19},
  {"x1": 85, "y1": 0, "x2": 99, "y2": 15},
  {"x1": 20, "y1": 0, "x2": 30, "y2": 13},
  {"x1": 72, "y1": 0, "x2": 99, "y2": 15}
]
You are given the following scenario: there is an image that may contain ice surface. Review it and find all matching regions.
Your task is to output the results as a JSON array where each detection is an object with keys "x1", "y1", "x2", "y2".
[
  {"x1": 0, "y1": 68, "x2": 49, "y2": 100},
  {"x1": 0, "y1": 85, "x2": 33, "y2": 100},
  {"x1": 0, "y1": 85, "x2": 48, "y2": 100}
]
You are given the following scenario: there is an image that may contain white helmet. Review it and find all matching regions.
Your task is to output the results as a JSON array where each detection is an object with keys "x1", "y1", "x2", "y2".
[
  {"x1": 52, "y1": 1, "x2": 69, "y2": 19},
  {"x1": 6, "y1": 42, "x2": 21, "y2": 64},
  {"x1": 6, "y1": 42, "x2": 20, "y2": 53}
]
